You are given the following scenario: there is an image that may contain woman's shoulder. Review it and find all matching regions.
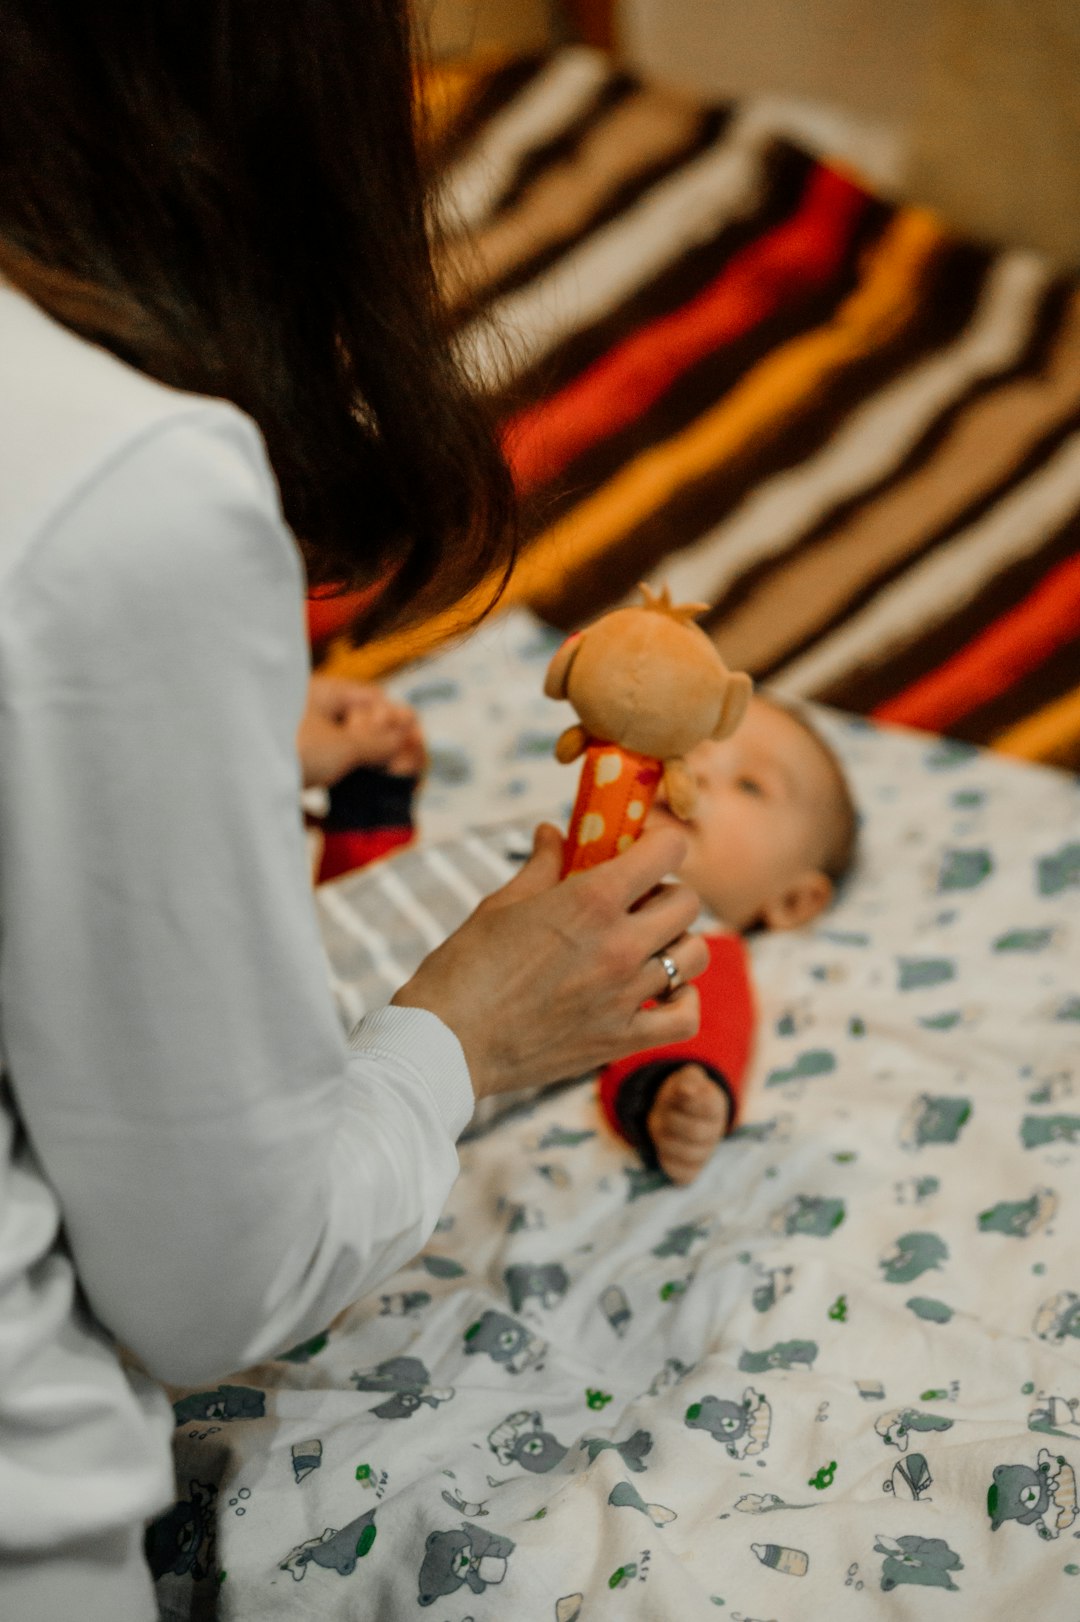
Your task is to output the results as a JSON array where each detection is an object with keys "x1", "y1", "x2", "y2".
[{"x1": 0, "y1": 281, "x2": 273, "y2": 567}]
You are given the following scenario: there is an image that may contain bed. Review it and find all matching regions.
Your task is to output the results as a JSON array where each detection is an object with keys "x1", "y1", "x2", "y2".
[
  {"x1": 155, "y1": 607, "x2": 1080, "y2": 1619},
  {"x1": 154, "y1": 47, "x2": 1080, "y2": 1620}
]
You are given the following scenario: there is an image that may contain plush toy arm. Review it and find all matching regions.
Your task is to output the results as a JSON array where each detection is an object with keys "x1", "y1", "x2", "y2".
[
  {"x1": 554, "y1": 724, "x2": 589, "y2": 764},
  {"x1": 562, "y1": 743, "x2": 663, "y2": 878}
]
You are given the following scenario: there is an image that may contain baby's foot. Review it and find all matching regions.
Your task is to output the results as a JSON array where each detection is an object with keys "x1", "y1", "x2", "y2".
[{"x1": 646, "y1": 1064, "x2": 731, "y2": 1185}]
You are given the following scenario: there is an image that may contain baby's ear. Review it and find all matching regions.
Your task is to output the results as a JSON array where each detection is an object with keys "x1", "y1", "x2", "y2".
[
  {"x1": 761, "y1": 870, "x2": 833, "y2": 932},
  {"x1": 543, "y1": 633, "x2": 583, "y2": 700},
  {"x1": 712, "y1": 672, "x2": 752, "y2": 740}
]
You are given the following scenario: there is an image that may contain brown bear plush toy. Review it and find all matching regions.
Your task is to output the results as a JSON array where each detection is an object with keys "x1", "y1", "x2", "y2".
[{"x1": 545, "y1": 584, "x2": 752, "y2": 876}]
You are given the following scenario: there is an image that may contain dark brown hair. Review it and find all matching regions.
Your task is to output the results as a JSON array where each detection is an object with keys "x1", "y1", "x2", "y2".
[{"x1": 0, "y1": 0, "x2": 516, "y2": 633}]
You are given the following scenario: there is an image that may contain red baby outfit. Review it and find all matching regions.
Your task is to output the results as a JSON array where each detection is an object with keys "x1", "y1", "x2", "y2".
[{"x1": 598, "y1": 933, "x2": 756, "y2": 1169}]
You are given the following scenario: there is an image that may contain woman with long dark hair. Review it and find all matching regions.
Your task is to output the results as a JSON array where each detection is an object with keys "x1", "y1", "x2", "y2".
[{"x1": 0, "y1": 4, "x2": 705, "y2": 1612}]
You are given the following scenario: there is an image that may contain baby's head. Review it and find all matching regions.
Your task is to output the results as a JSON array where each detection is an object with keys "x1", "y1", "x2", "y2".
[{"x1": 648, "y1": 692, "x2": 857, "y2": 932}]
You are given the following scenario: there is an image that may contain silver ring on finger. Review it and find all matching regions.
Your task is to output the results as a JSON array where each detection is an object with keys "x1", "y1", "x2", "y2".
[{"x1": 655, "y1": 951, "x2": 682, "y2": 997}]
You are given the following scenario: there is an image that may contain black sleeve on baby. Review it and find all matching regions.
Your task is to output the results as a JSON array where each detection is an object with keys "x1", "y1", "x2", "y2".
[
  {"x1": 611, "y1": 1060, "x2": 736, "y2": 1172},
  {"x1": 323, "y1": 766, "x2": 420, "y2": 831}
]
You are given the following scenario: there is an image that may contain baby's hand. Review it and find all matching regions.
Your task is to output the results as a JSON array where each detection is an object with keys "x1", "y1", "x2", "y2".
[
  {"x1": 646, "y1": 1064, "x2": 731, "y2": 1185},
  {"x1": 298, "y1": 675, "x2": 425, "y2": 788}
]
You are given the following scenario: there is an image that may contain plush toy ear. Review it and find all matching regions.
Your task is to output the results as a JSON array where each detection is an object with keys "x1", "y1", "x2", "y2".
[
  {"x1": 543, "y1": 633, "x2": 583, "y2": 700},
  {"x1": 712, "y1": 671, "x2": 753, "y2": 740}
]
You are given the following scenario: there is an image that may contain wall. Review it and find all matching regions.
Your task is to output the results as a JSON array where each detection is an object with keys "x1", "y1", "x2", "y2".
[
  {"x1": 417, "y1": 0, "x2": 554, "y2": 59},
  {"x1": 620, "y1": 0, "x2": 1080, "y2": 264}
]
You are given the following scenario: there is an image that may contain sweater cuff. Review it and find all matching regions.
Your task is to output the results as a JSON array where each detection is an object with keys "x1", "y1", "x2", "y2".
[
  {"x1": 611, "y1": 1059, "x2": 735, "y2": 1171},
  {"x1": 346, "y1": 1005, "x2": 475, "y2": 1141}
]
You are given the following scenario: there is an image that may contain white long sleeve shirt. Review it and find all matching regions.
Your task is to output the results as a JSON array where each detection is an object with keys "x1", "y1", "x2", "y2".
[{"x1": 0, "y1": 283, "x2": 474, "y2": 1560}]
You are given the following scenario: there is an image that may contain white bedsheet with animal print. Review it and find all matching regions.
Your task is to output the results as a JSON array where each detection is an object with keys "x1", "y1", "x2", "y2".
[{"x1": 156, "y1": 610, "x2": 1080, "y2": 1621}]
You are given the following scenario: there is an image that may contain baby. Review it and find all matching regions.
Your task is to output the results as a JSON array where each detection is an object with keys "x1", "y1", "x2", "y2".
[{"x1": 600, "y1": 691, "x2": 857, "y2": 1184}]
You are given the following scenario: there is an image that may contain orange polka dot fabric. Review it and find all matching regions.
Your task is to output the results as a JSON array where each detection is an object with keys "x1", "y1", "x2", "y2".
[{"x1": 561, "y1": 743, "x2": 663, "y2": 877}]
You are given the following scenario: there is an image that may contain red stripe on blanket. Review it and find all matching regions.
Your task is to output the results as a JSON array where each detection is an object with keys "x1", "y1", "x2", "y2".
[
  {"x1": 872, "y1": 549, "x2": 1080, "y2": 730},
  {"x1": 502, "y1": 163, "x2": 870, "y2": 493}
]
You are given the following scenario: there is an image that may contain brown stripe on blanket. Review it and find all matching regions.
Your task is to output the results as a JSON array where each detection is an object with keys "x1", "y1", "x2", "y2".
[
  {"x1": 702, "y1": 284, "x2": 1080, "y2": 677},
  {"x1": 522, "y1": 254, "x2": 877, "y2": 579},
  {"x1": 504, "y1": 145, "x2": 858, "y2": 535},
  {"x1": 446, "y1": 87, "x2": 721, "y2": 316},
  {"x1": 811, "y1": 495, "x2": 1080, "y2": 714},
  {"x1": 487, "y1": 118, "x2": 780, "y2": 414},
  {"x1": 426, "y1": 54, "x2": 551, "y2": 172},
  {"x1": 491, "y1": 68, "x2": 639, "y2": 219}
]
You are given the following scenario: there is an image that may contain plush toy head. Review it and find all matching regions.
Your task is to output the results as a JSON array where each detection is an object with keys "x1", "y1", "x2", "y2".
[{"x1": 545, "y1": 584, "x2": 751, "y2": 759}]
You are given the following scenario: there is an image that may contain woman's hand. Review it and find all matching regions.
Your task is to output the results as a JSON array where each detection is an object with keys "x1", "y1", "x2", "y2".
[
  {"x1": 392, "y1": 822, "x2": 709, "y2": 1099},
  {"x1": 297, "y1": 674, "x2": 425, "y2": 788}
]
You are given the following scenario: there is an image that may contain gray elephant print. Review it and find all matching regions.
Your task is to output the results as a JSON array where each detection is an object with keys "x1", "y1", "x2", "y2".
[
  {"x1": 739, "y1": 1339, "x2": 817, "y2": 1373},
  {"x1": 875, "y1": 1533, "x2": 962, "y2": 1591},
  {"x1": 350, "y1": 1356, "x2": 453, "y2": 1419},
  {"x1": 875, "y1": 1408, "x2": 954, "y2": 1452}
]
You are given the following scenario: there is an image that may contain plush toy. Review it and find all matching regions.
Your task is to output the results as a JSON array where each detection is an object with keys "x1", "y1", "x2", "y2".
[{"x1": 544, "y1": 584, "x2": 752, "y2": 877}]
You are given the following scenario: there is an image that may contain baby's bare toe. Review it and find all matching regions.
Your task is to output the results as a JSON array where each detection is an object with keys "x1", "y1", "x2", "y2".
[{"x1": 656, "y1": 1144, "x2": 708, "y2": 1184}]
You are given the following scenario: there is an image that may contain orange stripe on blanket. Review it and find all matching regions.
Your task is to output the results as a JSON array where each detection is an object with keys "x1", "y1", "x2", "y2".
[
  {"x1": 504, "y1": 165, "x2": 871, "y2": 492},
  {"x1": 872, "y1": 551, "x2": 1080, "y2": 731},
  {"x1": 992, "y1": 681, "x2": 1080, "y2": 765}
]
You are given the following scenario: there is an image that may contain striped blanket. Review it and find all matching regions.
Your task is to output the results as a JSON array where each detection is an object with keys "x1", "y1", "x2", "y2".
[{"x1": 325, "y1": 46, "x2": 1080, "y2": 769}]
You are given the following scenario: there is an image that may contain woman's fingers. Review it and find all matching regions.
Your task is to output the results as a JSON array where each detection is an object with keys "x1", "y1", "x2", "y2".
[
  {"x1": 624, "y1": 983, "x2": 701, "y2": 1050},
  {"x1": 626, "y1": 879, "x2": 703, "y2": 956},
  {"x1": 598, "y1": 822, "x2": 689, "y2": 908},
  {"x1": 482, "y1": 823, "x2": 565, "y2": 909},
  {"x1": 392, "y1": 818, "x2": 709, "y2": 1100},
  {"x1": 636, "y1": 929, "x2": 710, "y2": 1005}
]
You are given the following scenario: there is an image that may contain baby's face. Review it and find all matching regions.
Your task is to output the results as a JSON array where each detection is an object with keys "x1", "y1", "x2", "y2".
[{"x1": 647, "y1": 696, "x2": 837, "y2": 931}]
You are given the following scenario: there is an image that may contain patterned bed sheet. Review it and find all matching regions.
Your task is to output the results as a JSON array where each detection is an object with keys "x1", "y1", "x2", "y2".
[{"x1": 157, "y1": 613, "x2": 1080, "y2": 1620}]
